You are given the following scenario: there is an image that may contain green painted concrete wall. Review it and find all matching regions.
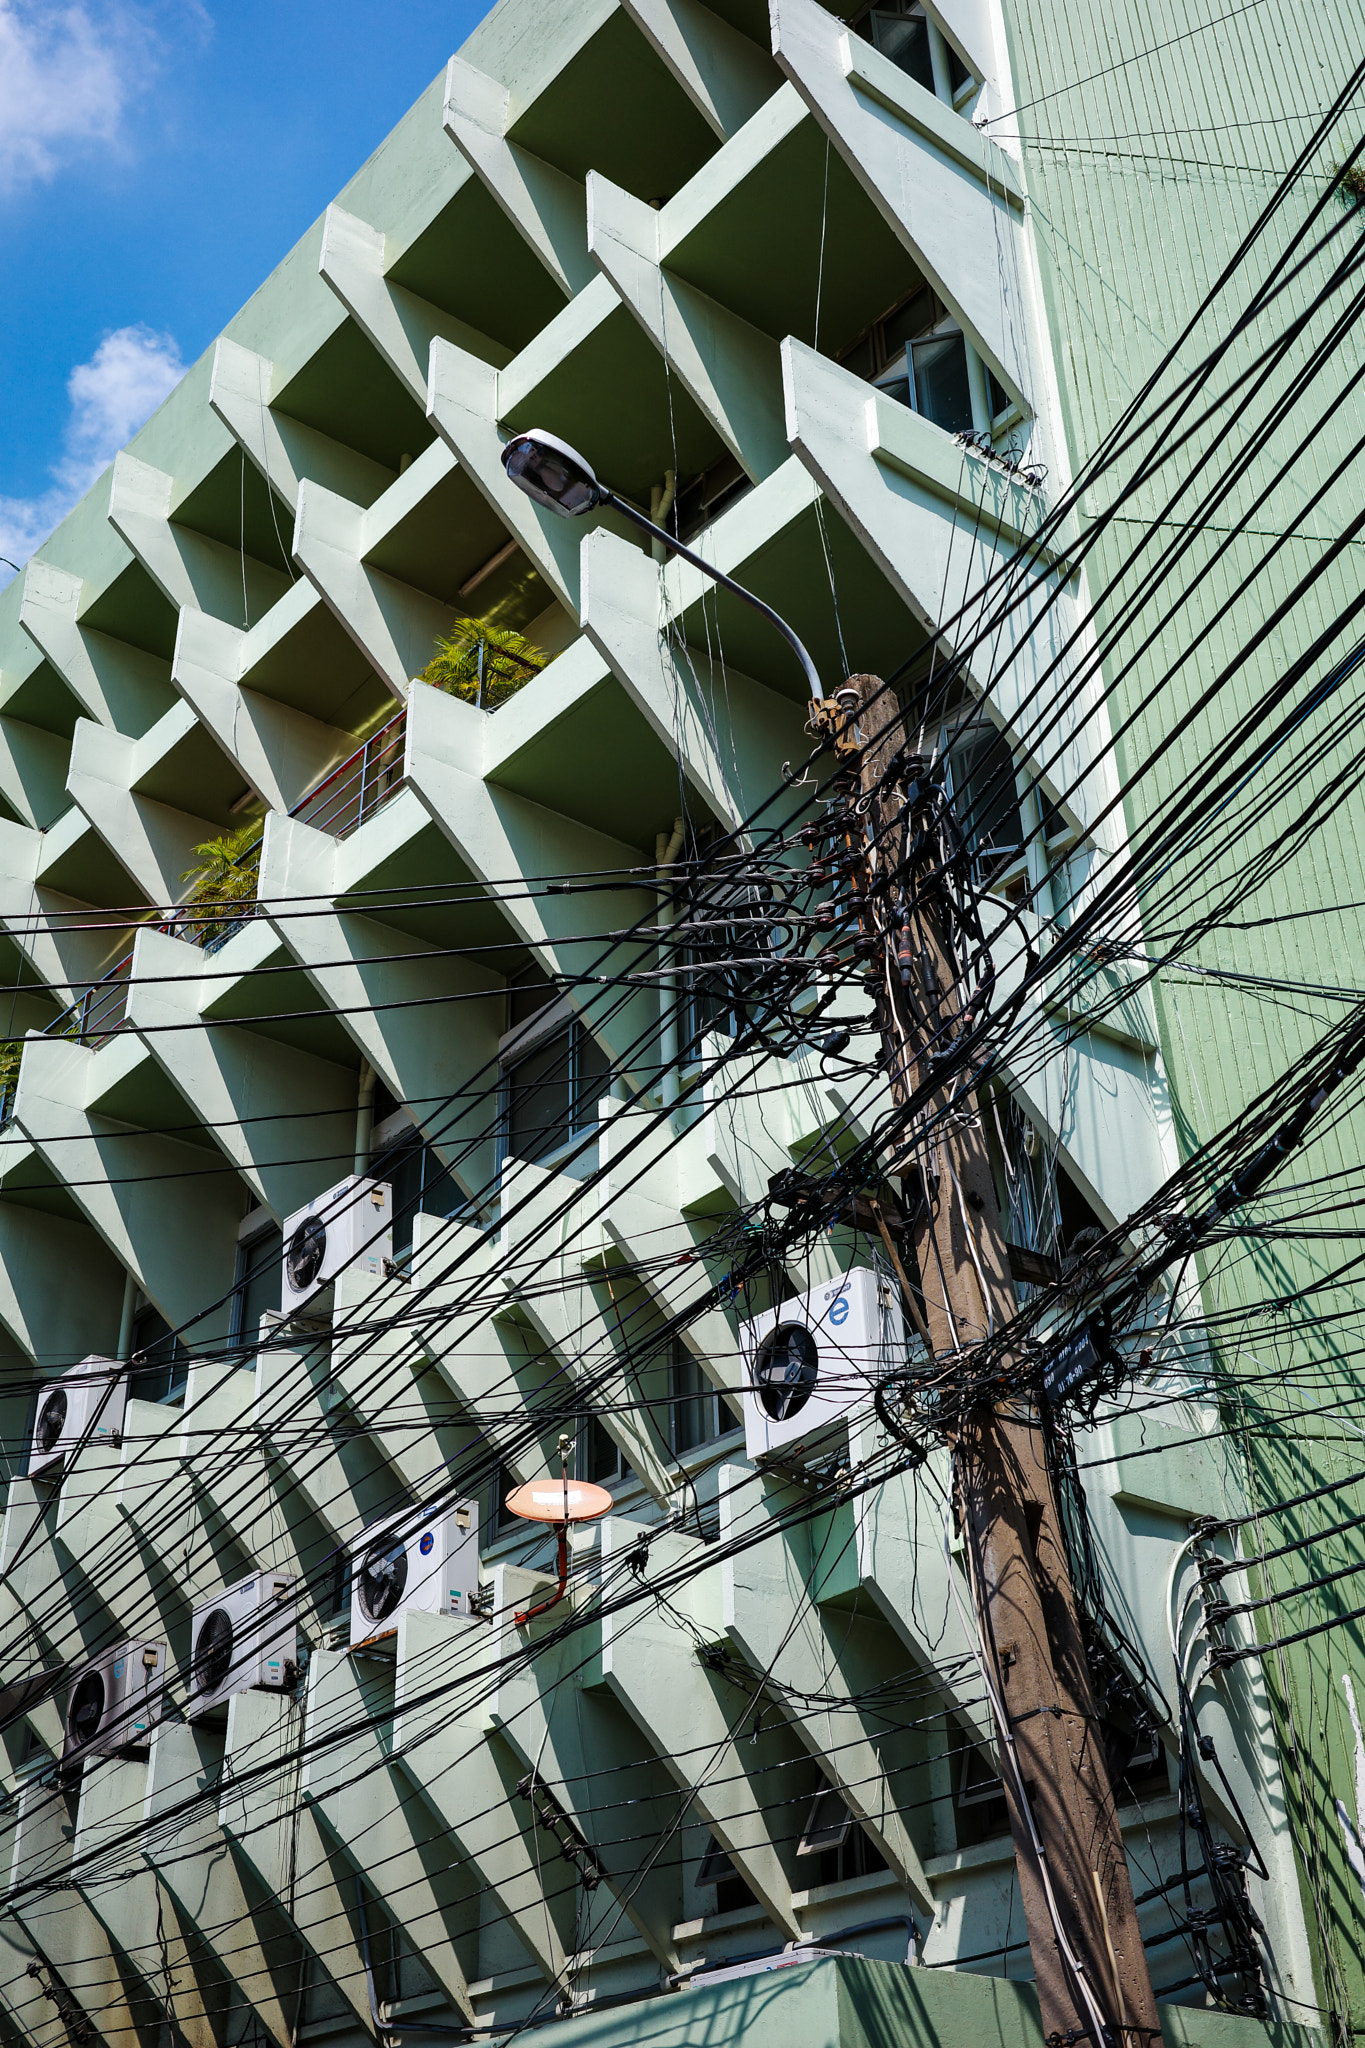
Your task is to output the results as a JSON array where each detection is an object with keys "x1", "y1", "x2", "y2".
[{"x1": 536, "y1": 1954, "x2": 1322, "y2": 2048}]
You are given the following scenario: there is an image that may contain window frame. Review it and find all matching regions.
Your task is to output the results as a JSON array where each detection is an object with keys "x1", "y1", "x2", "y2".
[
  {"x1": 499, "y1": 1006, "x2": 609, "y2": 1173},
  {"x1": 127, "y1": 1292, "x2": 189, "y2": 1406},
  {"x1": 230, "y1": 1222, "x2": 284, "y2": 1351},
  {"x1": 838, "y1": 288, "x2": 984, "y2": 438},
  {"x1": 670, "y1": 1338, "x2": 725, "y2": 1456},
  {"x1": 850, "y1": 0, "x2": 979, "y2": 110},
  {"x1": 576, "y1": 1412, "x2": 628, "y2": 1487},
  {"x1": 371, "y1": 1122, "x2": 463, "y2": 1260},
  {"x1": 940, "y1": 717, "x2": 1030, "y2": 897}
]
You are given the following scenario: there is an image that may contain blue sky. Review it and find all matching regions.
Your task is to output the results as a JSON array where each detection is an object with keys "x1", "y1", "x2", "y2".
[{"x1": 0, "y1": 0, "x2": 489, "y2": 578}]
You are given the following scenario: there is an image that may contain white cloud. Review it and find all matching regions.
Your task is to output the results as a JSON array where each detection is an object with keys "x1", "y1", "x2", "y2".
[
  {"x1": 0, "y1": 324, "x2": 185, "y2": 586},
  {"x1": 58, "y1": 325, "x2": 186, "y2": 493},
  {"x1": 0, "y1": 2, "x2": 161, "y2": 194}
]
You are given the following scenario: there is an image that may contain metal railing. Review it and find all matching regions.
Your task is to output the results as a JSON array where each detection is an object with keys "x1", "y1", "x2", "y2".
[
  {"x1": 34, "y1": 709, "x2": 409, "y2": 1053},
  {"x1": 289, "y1": 709, "x2": 407, "y2": 839},
  {"x1": 42, "y1": 950, "x2": 138, "y2": 1046}
]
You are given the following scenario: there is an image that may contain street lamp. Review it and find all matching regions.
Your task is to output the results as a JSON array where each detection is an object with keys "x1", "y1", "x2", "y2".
[{"x1": 501, "y1": 429, "x2": 823, "y2": 702}]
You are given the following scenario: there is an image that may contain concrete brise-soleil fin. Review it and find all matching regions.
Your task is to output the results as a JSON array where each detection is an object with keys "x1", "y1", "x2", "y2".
[{"x1": 771, "y1": 0, "x2": 1029, "y2": 407}]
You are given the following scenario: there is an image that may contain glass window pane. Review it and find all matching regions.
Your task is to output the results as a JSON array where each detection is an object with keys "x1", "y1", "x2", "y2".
[
  {"x1": 947, "y1": 42, "x2": 971, "y2": 94},
  {"x1": 882, "y1": 287, "x2": 936, "y2": 356},
  {"x1": 381, "y1": 1134, "x2": 461, "y2": 1255},
  {"x1": 872, "y1": 354, "x2": 912, "y2": 409},
  {"x1": 869, "y1": 8, "x2": 935, "y2": 92},
  {"x1": 384, "y1": 1133, "x2": 423, "y2": 1254},
  {"x1": 839, "y1": 334, "x2": 875, "y2": 381},
  {"x1": 672, "y1": 1343, "x2": 720, "y2": 1454},
  {"x1": 129, "y1": 1304, "x2": 187, "y2": 1404},
  {"x1": 573, "y1": 1025, "x2": 610, "y2": 1132},
  {"x1": 507, "y1": 1029, "x2": 572, "y2": 1163},
  {"x1": 579, "y1": 1414, "x2": 621, "y2": 1483},
  {"x1": 950, "y1": 731, "x2": 1024, "y2": 869},
  {"x1": 912, "y1": 330, "x2": 974, "y2": 434},
  {"x1": 418, "y1": 1143, "x2": 461, "y2": 1219},
  {"x1": 235, "y1": 1227, "x2": 283, "y2": 1348}
]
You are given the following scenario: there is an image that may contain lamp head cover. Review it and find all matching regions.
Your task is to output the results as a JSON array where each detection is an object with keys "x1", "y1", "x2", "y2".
[
  {"x1": 501, "y1": 429, "x2": 602, "y2": 518},
  {"x1": 503, "y1": 1478, "x2": 614, "y2": 1525}
]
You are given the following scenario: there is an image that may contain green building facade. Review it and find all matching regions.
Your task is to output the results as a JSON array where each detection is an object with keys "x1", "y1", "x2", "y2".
[{"x1": 0, "y1": 1, "x2": 1359, "y2": 2045}]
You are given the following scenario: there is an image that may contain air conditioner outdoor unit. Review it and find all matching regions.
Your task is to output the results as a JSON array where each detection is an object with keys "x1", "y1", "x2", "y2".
[
  {"x1": 349, "y1": 1501, "x2": 480, "y2": 1644},
  {"x1": 280, "y1": 1175, "x2": 392, "y2": 1314},
  {"x1": 187, "y1": 1572, "x2": 298, "y2": 1718},
  {"x1": 28, "y1": 1358, "x2": 127, "y2": 1481},
  {"x1": 62, "y1": 1640, "x2": 165, "y2": 1764},
  {"x1": 739, "y1": 1267, "x2": 899, "y2": 1461}
]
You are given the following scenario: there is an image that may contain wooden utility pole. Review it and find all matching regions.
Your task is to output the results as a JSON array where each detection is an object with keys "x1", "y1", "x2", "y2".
[{"x1": 816, "y1": 676, "x2": 1160, "y2": 2048}]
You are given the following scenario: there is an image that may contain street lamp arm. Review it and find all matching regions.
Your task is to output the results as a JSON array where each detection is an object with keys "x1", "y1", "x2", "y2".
[
  {"x1": 499, "y1": 430, "x2": 823, "y2": 703},
  {"x1": 599, "y1": 490, "x2": 823, "y2": 704}
]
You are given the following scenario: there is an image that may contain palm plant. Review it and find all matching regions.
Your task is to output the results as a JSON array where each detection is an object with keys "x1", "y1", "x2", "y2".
[
  {"x1": 0, "y1": 1039, "x2": 20, "y2": 1121},
  {"x1": 181, "y1": 818, "x2": 264, "y2": 945},
  {"x1": 420, "y1": 618, "x2": 547, "y2": 710}
]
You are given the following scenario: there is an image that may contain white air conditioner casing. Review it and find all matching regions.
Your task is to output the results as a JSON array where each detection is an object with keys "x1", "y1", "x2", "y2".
[
  {"x1": 349, "y1": 1501, "x2": 480, "y2": 1644},
  {"x1": 280, "y1": 1175, "x2": 392, "y2": 1313},
  {"x1": 739, "y1": 1267, "x2": 898, "y2": 1461},
  {"x1": 187, "y1": 1572, "x2": 298, "y2": 1718},
  {"x1": 28, "y1": 1358, "x2": 127, "y2": 1480},
  {"x1": 62, "y1": 1639, "x2": 164, "y2": 1763}
]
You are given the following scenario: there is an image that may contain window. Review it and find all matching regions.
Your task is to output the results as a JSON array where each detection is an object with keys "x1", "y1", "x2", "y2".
[
  {"x1": 674, "y1": 452, "x2": 752, "y2": 543},
  {"x1": 853, "y1": 1, "x2": 974, "y2": 103},
  {"x1": 955, "y1": 1741, "x2": 1010, "y2": 1846},
  {"x1": 504, "y1": 1020, "x2": 609, "y2": 1167},
  {"x1": 578, "y1": 1413, "x2": 629, "y2": 1486},
  {"x1": 911, "y1": 321, "x2": 974, "y2": 436},
  {"x1": 323, "y1": 1549, "x2": 350, "y2": 1620},
  {"x1": 676, "y1": 857, "x2": 771, "y2": 1061},
  {"x1": 231, "y1": 1226, "x2": 283, "y2": 1351},
  {"x1": 697, "y1": 1834, "x2": 758, "y2": 1914},
  {"x1": 840, "y1": 286, "x2": 976, "y2": 435},
  {"x1": 490, "y1": 1464, "x2": 521, "y2": 1539},
  {"x1": 943, "y1": 722, "x2": 1025, "y2": 888},
  {"x1": 671, "y1": 1340, "x2": 724, "y2": 1455},
  {"x1": 797, "y1": 1787, "x2": 890, "y2": 1885},
  {"x1": 376, "y1": 1131, "x2": 461, "y2": 1257},
  {"x1": 128, "y1": 1297, "x2": 187, "y2": 1405},
  {"x1": 866, "y1": 4, "x2": 935, "y2": 92}
]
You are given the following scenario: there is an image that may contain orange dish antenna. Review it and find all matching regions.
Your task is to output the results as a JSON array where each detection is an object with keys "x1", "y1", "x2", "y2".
[{"x1": 503, "y1": 1437, "x2": 613, "y2": 1625}]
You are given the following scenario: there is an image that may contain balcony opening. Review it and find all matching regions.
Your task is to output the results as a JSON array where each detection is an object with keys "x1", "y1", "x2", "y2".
[
  {"x1": 377, "y1": 1129, "x2": 463, "y2": 1259},
  {"x1": 942, "y1": 718, "x2": 1026, "y2": 892},
  {"x1": 673, "y1": 451, "x2": 753, "y2": 544},
  {"x1": 955, "y1": 1739, "x2": 1011, "y2": 1847}
]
